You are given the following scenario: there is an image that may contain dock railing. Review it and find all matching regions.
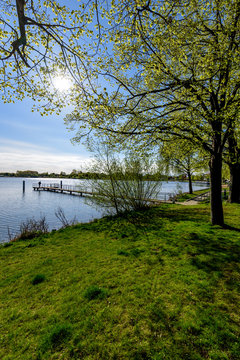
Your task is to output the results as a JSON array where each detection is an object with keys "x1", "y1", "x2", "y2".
[
  {"x1": 32, "y1": 183, "x2": 177, "y2": 203},
  {"x1": 32, "y1": 183, "x2": 86, "y2": 191}
]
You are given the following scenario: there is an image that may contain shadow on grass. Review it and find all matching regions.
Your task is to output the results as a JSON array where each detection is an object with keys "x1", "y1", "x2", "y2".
[
  {"x1": 223, "y1": 224, "x2": 240, "y2": 232},
  {"x1": 82, "y1": 206, "x2": 240, "y2": 279},
  {"x1": 123, "y1": 206, "x2": 210, "y2": 230},
  {"x1": 186, "y1": 231, "x2": 240, "y2": 276},
  {"x1": 125, "y1": 206, "x2": 240, "y2": 277},
  {"x1": 156, "y1": 206, "x2": 210, "y2": 223}
]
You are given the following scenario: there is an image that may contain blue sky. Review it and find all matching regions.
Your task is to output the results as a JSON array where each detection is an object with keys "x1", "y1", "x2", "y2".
[
  {"x1": 0, "y1": 98, "x2": 92, "y2": 173},
  {"x1": 0, "y1": 1, "x2": 106, "y2": 174}
]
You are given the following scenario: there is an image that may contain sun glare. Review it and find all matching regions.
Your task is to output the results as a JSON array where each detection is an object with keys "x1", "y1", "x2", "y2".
[{"x1": 53, "y1": 76, "x2": 72, "y2": 92}]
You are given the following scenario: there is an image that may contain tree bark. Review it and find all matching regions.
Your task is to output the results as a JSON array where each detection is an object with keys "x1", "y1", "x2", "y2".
[
  {"x1": 209, "y1": 151, "x2": 224, "y2": 226},
  {"x1": 227, "y1": 130, "x2": 240, "y2": 203},
  {"x1": 228, "y1": 162, "x2": 240, "y2": 203},
  {"x1": 187, "y1": 170, "x2": 193, "y2": 194}
]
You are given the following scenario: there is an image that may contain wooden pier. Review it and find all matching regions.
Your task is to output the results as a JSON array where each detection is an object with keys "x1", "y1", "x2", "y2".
[
  {"x1": 32, "y1": 183, "x2": 175, "y2": 204},
  {"x1": 32, "y1": 183, "x2": 94, "y2": 196}
]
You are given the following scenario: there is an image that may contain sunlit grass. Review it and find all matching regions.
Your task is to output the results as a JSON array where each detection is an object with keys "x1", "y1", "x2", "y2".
[
  {"x1": 176, "y1": 188, "x2": 210, "y2": 202},
  {"x1": 0, "y1": 203, "x2": 239, "y2": 359}
]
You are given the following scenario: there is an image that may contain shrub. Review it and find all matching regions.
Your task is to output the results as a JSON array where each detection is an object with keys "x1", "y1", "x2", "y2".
[
  {"x1": 86, "y1": 146, "x2": 162, "y2": 215},
  {"x1": 55, "y1": 207, "x2": 77, "y2": 228},
  {"x1": 11, "y1": 216, "x2": 49, "y2": 242}
]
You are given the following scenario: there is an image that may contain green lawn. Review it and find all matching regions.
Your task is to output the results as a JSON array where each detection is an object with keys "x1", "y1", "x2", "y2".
[
  {"x1": 0, "y1": 203, "x2": 239, "y2": 359},
  {"x1": 176, "y1": 188, "x2": 210, "y2": 202}
]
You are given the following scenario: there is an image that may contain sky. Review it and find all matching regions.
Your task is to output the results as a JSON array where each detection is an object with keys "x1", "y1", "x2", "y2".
[
  {"x1": 0, "y1": 0, "x2": 101, "y2": 174},
  {"x1": 0, "y1": 0, "x2": 110, "y2": 174},
  {"x1": 0, "y1": 98, "x2": 93, "y2": 174}
]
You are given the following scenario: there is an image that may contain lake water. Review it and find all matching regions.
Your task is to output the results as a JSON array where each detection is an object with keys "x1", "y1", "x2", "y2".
[{"x1": 0, "y1": 177, "x2": 208, "y2": 243}]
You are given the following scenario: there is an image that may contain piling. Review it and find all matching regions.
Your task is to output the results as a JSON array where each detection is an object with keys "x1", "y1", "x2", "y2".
[{"x1": 23, "y1": 180, "x2": 25, "y2": 192}]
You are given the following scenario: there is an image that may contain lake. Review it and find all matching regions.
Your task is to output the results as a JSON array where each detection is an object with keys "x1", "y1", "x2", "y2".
[{"x1": 0, "y1": 177, "x2": 208, "y2": 243}]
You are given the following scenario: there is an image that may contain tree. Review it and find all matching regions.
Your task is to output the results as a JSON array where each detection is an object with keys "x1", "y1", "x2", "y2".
[
  {"x1": 225, "y1": 125, "x2": 240, "y2": 203},
  {"x1": 66, "y1": 0, "x2": 240, "y2": 226},
  {"x1": 1, "y1": 1, "x2": 240, "y2": 225},
  {"x1": 160, "y1": 140, "x2": 208, "y2": 194}
]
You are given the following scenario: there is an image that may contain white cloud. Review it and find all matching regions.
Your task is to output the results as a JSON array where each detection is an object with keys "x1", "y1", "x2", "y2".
[{"x1": 0, "y1": 139, "x2": 92, "y2": 173}]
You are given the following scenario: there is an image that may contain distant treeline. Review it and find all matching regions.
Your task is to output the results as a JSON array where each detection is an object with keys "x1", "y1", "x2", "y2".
[
  {"x1": 0, "y1": 169, "x2": 208, "y2": 181},
  {"x1": 0, "y1": 169, "x2": 168, "y2": 180}
]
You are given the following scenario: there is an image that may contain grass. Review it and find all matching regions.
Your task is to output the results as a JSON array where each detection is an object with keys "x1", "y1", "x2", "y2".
[
  {"x1": 0, "y1": 202, "x2": 240, "y2": 359},
  {"x1": 176, "y1": 188, "x2": 210, "y2": 202},
  {"x1": 83, "y1": 285, "x2": 109, "y2": 300},
  {"x1": 176, "y1": 187, "x2": 229, "y2": 203},
  {"x1": 31, "y1": 274, "x2": 46, "y2": 285}
]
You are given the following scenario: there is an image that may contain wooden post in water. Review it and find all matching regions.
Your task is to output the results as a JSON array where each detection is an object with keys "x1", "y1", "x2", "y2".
[
  {"x1": 23, "y1": 180, "x2": 25, "y2": 192},
  {"x1": 60, "y1": 181, "x2": 62, "y2": 189}
]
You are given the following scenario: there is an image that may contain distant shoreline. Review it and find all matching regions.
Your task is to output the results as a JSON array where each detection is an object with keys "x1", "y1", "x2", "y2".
[{"x1": 0, "y1": 173, "x2": 210, "y2": 183}]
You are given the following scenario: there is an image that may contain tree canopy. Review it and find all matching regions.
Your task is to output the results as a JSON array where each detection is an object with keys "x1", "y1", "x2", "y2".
[
  {"x1": 67, "y1": 1, "x2": 240, "y2": 146},
  {"x1": 66, "y1": 0, "x2": 240, "y2": 225},
  {"x1": 160, "y1": 139, "x2": 208, "y2": 194},
  {"x1": 0, "y1": 0, "x2": 96, "y2": 113}
]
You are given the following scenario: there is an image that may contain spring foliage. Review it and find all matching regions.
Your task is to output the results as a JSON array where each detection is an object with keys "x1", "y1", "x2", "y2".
[{"x1": 1, "y1": 1, "x2": 240, "y2": 224}]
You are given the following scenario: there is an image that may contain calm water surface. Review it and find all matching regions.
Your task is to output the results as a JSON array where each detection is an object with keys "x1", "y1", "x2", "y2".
[{"x1": 0, "y1": 177, "x2": 208, "y2": 243}]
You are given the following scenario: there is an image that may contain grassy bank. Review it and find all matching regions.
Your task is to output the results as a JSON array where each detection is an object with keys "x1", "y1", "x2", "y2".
[
  {"x1": 0, "y1": 203, "x2": 240, "y2": 360},
  {"x1": 176, "y1": 188, "x2": 210, "y2": 202}
]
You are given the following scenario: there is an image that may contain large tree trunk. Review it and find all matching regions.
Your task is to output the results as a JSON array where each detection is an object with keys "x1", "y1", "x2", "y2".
[
  {"x1": 228, "y1": 162, "x2": 240, "y2": 203},
  {"x1": 227, "y1": 130, "x2": 240, "y2": 203},
  {"x1": 187, "y1": 170, "x2": 193, "y2": 194},
  {"x1": 209, "y1": 151, "x2": 224, "y2": 226}
]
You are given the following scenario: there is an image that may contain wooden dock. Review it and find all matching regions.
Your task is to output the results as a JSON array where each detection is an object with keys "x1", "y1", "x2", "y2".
[
  {"x1": 32, "y1": 183, "x2": 94, "y2": 196},
  {"x1": 32, "y1": 183, "x2": 175, "y2": 204}
]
